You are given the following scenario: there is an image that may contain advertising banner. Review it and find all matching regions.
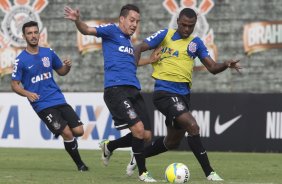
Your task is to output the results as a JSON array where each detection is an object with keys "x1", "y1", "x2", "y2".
[
  {"x1": 0, "y1": 93, "x2": 129, "y2": 149},
  {"x1": 243, "y1": 21, "x2": 282, "y2": 55},
  {"x1": 143, "y1": 93, "x2": 282, "y2": 152},
  {"x1": 1, "y1": 93, "x2": 282, "y2": 152}
]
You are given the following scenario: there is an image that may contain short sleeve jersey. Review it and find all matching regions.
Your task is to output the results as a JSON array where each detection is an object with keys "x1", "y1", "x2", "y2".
[
  {"x1": 11, "y1": 47, "x2": 66, "y2": 112},
  {"x1": 96, "y1": 24, "x2": 141, "y2": 89}
]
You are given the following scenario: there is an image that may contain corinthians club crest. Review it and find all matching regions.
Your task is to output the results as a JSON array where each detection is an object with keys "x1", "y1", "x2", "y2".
[
  {"x1": 0, "y1": 0, "x2": 49, "y2": 48},
  {"x1": 0, "y1": 0, "x2": 49, "y2": 77}
]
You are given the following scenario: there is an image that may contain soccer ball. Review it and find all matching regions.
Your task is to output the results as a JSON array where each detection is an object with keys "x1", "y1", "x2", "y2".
[{"x1": 165, "y1": 163, "x2": 190, "y2": 183}]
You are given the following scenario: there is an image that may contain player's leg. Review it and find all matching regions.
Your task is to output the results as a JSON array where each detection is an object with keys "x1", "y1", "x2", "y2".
[
  {"x1": 60, "y1": 104, "x2": 88, "y2": 171},
  {"x1": 126, "y1": 88, "x2": 155, "y2": 182},
  {"x1": 60, "y1": 125, "x2": 88, "y2": 171},
  {"x1": 175, "y1": 109, "x2": 223, "y2": 180},
  {"x1": 130, "y1": 121, "x2": 156, "y2": 182},
  {"x1": 37, "y1": 105, "x2": 88, "y2": 171},
  {"x1": 126, "y1": 91, "x2": 182, "y2": 176},
  {"x1": 100, "y1": 87, "x2": 134, "y2": 166},
  {"x1": 126, "y1": 91, "x2": 154, "y2": 176},
  {"x1": 145, "y1": 91, "x2": 183, "y2": 157},
  {"x1": 148, "y1": 126, "x2": 185, "y2": 155}
]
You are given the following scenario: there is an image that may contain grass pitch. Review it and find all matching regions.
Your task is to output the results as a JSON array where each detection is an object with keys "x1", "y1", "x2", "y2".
[{"x1": 0, "y1": 148, "x2": 281, "y2": 184}]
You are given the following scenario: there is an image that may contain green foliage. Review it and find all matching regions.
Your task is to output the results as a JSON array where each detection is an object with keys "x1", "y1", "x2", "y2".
[{"x1": 0, "y1": 148, "x2": 281, "y2": 184}]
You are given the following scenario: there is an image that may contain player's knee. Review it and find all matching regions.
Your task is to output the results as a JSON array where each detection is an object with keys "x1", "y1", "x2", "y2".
[
  {"x1": 61, "y1": 131, "x2": 74, "y2": 140},
  {"x1": 132, "y1": 129, "x2": 144, "y2": 139},
  {"x1": 130, "y1": 121, "x2": 145, "y2": 139},
  {"x1": 165, "y1": 140, "x2": 180, "y2": 150},
  {"x1": 143, "y1": 130, "x2": 152, "y2": 142},
  {"x1": 72, "y1": 126, "x2": 84, "y2": 137},
  {"x1": 61, "y1": 125, "x2": 74, "y2": 140},
  {"x1": 73, "y1": 131, "x2": 83, "y2": 137},
  {"x1": 187, "y1": 123, "x2": 199, "y2": 135}
]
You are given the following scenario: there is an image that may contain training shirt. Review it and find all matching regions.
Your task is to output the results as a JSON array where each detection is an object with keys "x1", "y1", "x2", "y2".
[
  {"x1": 96, "y1": 24, "x2": 141, "y2": 89},
  {"x1": 12, "y1": 47, "x2": 66, "y2": 112},
  {"x1": 144, "y1": 28, "x2": 210, "y2": 95}
]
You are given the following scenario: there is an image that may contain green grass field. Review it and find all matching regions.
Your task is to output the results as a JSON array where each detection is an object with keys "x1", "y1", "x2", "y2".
[{"x1": 0, "y1": 148, "x2": 281, "y2": 184}]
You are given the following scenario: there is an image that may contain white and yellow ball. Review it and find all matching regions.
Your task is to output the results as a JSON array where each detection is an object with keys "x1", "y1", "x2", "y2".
[{"x1": 165, "y1": 163, "x2": 190, "y2": 183}]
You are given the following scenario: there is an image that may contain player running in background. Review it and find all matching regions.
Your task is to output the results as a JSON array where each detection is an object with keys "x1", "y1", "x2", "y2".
[
  {"x1": 64, "y1": 4, "x2": 159, "y2": 182},
  {"x1": 128, "y1": 8, "x2": 241, "y2": 181},
  {"x1": 11, "y1": 21, "x2": 88, "y2": 172}
]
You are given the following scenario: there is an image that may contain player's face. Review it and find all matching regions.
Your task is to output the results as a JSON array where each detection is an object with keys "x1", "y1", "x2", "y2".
[
  {"x1": 120, "y1": 10, "x2": 140, "y2": 36},
  {"x1": 23, "y1": 26, "x2": 40, "y2": 47},
  {"x1": 177, "y1": 15, "x2": 197, "y2": 39}
]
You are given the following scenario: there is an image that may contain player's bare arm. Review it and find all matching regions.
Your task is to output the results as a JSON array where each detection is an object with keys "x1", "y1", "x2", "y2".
[
  {"x1": 56, "y1": 59, "x2": 72, "y2": 76},
  {"x1": 64, "y1": 6, "x2": 97, "y2": 36},
  {"x1": 11, "y1": 80, "x2": 39, "y2": 102},
  {"x1": 137, "y1": 46, "x2": 162, "y2": 66},
  {"x1": 134, "y1": 42, "x2": 153, "y2": 66},
  {"x1": 201, "y1": 56, "x2": 242, "y2": 74}
]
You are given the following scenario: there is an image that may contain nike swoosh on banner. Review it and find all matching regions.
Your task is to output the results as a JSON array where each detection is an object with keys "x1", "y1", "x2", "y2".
[{"x1": 214, "y1": 115, "x2": 242, "y2": 135}]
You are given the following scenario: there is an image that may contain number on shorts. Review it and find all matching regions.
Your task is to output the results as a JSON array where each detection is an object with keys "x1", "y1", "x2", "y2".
[
  {"x1": 171, "y1": 97, "x2": 178, "y2": 102},
  {"x1": 123, "y1": 100, "x2": 131, "y2": 108},
  {"x1": 46, "y1": 114, "x2": 53, "y2": 123}
]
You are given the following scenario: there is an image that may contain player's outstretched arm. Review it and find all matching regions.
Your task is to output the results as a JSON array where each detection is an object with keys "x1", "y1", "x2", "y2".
[
  {"x1": 201, "y1": 56, "x2": 242, "y2": 75},
  {"x1": 64, "y1": 6, "x2": 97, "y2": 36}
]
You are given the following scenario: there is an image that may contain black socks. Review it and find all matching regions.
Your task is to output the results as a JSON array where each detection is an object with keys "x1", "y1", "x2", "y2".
[
  {"x1": 64, "y1": 138, "x2": 85, "y2": 168},
  {"x1": 187, "y1": 134, "x2": 213, "y2": 176},
  {"x1": 107, "y1": 133, "x2": 133, "y2": 152},
  {"x1": 132, "y1": 136, "x2": 146, "y2": 175},
  {"x1": 144, "y1": 137, "x2": 168, "y2": 158}
]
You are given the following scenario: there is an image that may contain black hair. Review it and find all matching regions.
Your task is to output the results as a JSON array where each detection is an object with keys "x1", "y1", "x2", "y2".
[
  {"x1": 22, "y1": 21, "x2": 38, "y2": 34},
  {"x1": 119, "y1": 4, "x2": 140, "y2": 17},
  {"x1": 179, "y1": 8, "x2": 197, "y2": 19}
]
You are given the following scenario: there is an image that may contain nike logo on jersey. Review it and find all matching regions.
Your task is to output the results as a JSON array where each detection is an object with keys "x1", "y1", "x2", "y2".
[
  {"x1": 28, "y1": 65, "x2": 34, "y2": 69},
  {"x1": 214, "y1": 115, "x2": 242, "y2": 135}
]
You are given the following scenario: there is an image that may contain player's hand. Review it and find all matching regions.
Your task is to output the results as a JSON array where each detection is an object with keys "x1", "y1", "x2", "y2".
[
  {"x1": 149, "y1": 46, "x2": 162, "y2": 63},
  {"x1": 64, "y1": 6, "x2": 80, "y2": 21},
  {"x1": 63, "y1": 59, "x2": 72, "y2": 67},
  {"x1": 224, "y1": 59, "x2": 242, "y2": 73},
  {"x1": 26, "y1": 92, "x2": 40, "y2": 102}
]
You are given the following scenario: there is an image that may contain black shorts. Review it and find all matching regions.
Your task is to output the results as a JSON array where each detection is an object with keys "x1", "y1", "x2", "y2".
[
  {"x1": 153, "y1": 91, "x2": 190, "y2": 129},
  {"x1": 37, "y1": 104, "x2": 83, "y2": 135},
  {"x1": 104, "y1": 85, "x2": 151, "y2": 130}
]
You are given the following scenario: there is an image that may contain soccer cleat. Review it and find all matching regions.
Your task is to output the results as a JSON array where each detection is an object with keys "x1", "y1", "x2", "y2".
[
  {"x1": 78, "y1": 165, "x2": 89, "y2": 172},
  {"x1": 99, "y1": 139, "x2": 112, "y2": 166},
  {"x1": 139, "y1": 171, "x2": 157, "y2": 182},
  {"x1": 126, "y1": 151, "x2": 136, "y2": 176},
  {"x1": 207, "y1": 171, "x2": 224, "y2": 181}
]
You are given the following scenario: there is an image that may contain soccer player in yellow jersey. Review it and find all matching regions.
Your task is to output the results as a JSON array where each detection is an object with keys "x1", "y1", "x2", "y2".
[{"x1": 127, "y1": 8, "x2": 241, "y2": 181}]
